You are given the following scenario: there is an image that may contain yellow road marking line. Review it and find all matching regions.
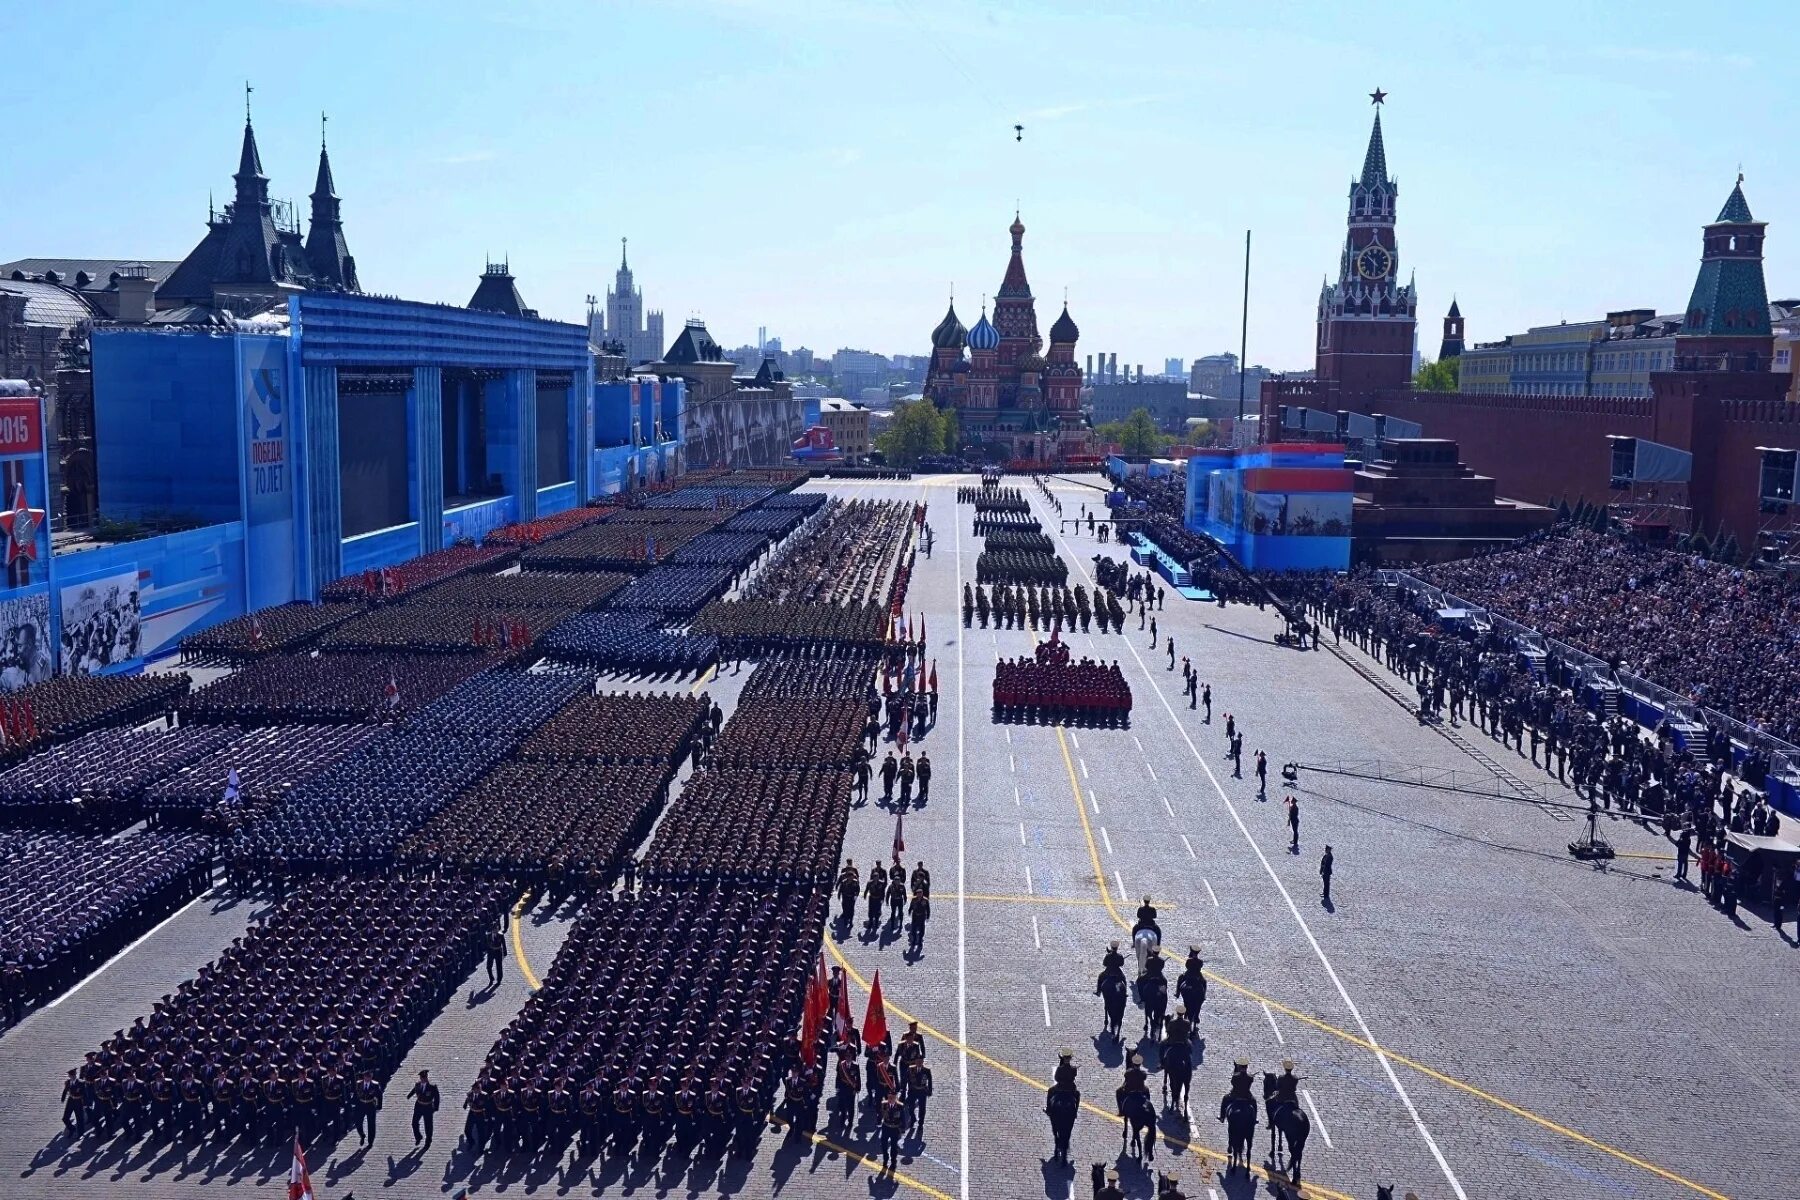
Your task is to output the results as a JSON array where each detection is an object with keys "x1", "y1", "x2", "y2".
[
  {"x1": 1614, "y1": 851, "x2": 1676, "y2": 861},
  {"x1": 509, "y1": 894, "x2": 541, "y2": 991},
  {"x1": 1051, "y1": 727, "x2": 1732, "y2": 1200},
  {"x1": 769, "y1": 1114, "x2": 957, "y2": 1199}
]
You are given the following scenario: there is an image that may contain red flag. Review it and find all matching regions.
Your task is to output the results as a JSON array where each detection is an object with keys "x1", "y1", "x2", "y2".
[
  {"x1": 893, "y1": 811, "x2": 905, "y2": 861},
  {"x1": 19, "y1": 699, "x2": 34, "y2": 743},
  {"x1": 287, "y1": 1135, "x2": 316, "y2": 1200},
  {"x1": 799, "y1": 965, "x2": 825, "y2": 1068},
  {"x1": 384, "y1": 671, "x2": 400, "y2": 711},
  {"x1": 863, "y1": 971, "x2": 890, "y2": 1049},
  {"x1": 929, "y1": 662, "x2": 938, "y2": 693}
]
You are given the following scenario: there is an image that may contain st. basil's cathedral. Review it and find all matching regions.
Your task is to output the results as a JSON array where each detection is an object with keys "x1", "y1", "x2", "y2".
[{"x1": 922, "y1": 214, "x2": 1090, "y2": 463}]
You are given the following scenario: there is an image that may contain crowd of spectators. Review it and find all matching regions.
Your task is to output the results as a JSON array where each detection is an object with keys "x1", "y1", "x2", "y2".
[{"x1": 1414, "y1": 525, "x2": 1800, "y2": 744}]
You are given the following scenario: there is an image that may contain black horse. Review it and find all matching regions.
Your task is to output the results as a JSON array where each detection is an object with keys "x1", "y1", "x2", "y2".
[
  {"x1": 1117, "y1": 1087, "x2": 1156, "y2": 1162},
  {"x1": 1096, "y1": 969, "x2": 1127, "y2": 1041},
  {"x1": 1218, "y1": 1091, "x2": 1257, "y2": 1174},
  {"x1": 1044, "y1": 1083, "x2": 1079, "y2": 1162},
  {"x1": 1260, "y1": 1072, "x2": 1312, "y2": 1183},
  {"x1": 1159, "y1": 1036, "x2": 1192, "y2": 1113},
  {"x1": 1138, "y1": 970, "x2": 1168, "y2": 1042}
]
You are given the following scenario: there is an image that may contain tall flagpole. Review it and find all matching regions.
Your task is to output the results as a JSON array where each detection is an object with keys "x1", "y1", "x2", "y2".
[{"x1": 1237, "y1": 229, "x2": 1252, "y2": 434}]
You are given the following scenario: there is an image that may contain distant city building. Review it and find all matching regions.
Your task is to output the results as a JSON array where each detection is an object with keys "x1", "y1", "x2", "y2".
[
  {"x1": 1187, "y1": 351, "x2": 1272, "y2": 407},
  {"x1": 587, "y1": 239, "x2": 665, "y2": 365},
  {"x1": 1775, "y1": 299, "x2": 1800, "y2": 402},
  {"x1": 818, "y1": 397, "x2": 872, "y2": 456},
  {"x1": 1089, "y1": 378, "x2": 1191, "y2": 431},
  {"x1": 832, "y1": 348, "x2": 889, "y2": 397},
  {"x1": 1164, "y1": 357, "x2": 1185, "y2": 379}
]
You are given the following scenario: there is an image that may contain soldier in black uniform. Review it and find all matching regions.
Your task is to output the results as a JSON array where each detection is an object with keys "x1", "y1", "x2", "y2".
[
  {"x1": 485, "y1": 922, "x2": 506, "y2": 986},
  {"x1": 408, "y1": 1069, "x2": 440, "y2": 1149},
  {"x1": 879, "y1": 1090, "x2": 906, "y2": 1171},
  {"x1": 916, "y1": 753, "x2": 932, "y2": 802},
  {"x1": 1095, "y1": 1165, "x2": 1125, "y2": 1200},
  {"x1": 880, "y1": 753, "x2": 898, "y2": 804}
]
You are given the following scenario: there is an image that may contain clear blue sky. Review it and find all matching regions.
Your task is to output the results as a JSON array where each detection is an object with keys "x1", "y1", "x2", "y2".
[{"x1": 5, "y1": 0, "x2": 1792, "y2": 370}]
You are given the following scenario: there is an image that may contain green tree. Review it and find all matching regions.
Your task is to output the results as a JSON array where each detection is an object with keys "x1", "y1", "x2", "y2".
[
  {"x1": 1414, "y1": 357, "x2": 1461, "y2": 392},
  {"x1": 874, "y1": 398, "x2": 950, "y2": 466},
  {"x1": 1093, "y1": 407, "x2": 1171, "y2": 456},
  {"x1": 940, "y1": 406, "x2": 959, "y2": 458}
]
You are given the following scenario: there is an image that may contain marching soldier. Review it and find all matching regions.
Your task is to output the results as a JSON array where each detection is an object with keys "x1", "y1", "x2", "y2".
[
  {"x1": 904, "y1": 1059, "x2": 932, "y2": 1137},
  {"x1": 880, "y1": 753, "x2": 898, "y2": 804},
  {"x1": 910, "y1": 860, "x2": 931, "y2": 897}
]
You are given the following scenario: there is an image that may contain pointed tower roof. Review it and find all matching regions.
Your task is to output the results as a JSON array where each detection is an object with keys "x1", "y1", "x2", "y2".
[
  {"x1": 236, "y1": 118, "x2": 265, "y2": 182},
  {"x1": 1049, "y1": 301, "x2": 1079, "y2": 344},
  {"x1": 311, "y1": 138, "x2": 336, "y2": 201},
  {"x1": 1359, "y1": 111, "x2": 1388, "y2": 187},
  {"x1": 468, "y1": 260, "x2": 533, "y2": 318},
  {"x1": 1447, "y1": 296, "x2": 1461, "y2": 318},
  {"x1": 306, "y1": 119, "x2": 357, "y2": 292},
  {"x1": 1716, "y1": 179, "x2": 1754, "y2": 223},
  {"x1": 998, "y1": 212, "x2": 1031, "y2": 298}
]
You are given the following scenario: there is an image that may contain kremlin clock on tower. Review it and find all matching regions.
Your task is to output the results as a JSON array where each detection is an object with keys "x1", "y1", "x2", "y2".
[{"x1": 1316, "y1": 90, "x2": 1418, "y2": 398}]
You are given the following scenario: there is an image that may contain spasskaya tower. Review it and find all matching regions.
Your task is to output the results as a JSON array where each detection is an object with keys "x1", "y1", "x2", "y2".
[{"x1": 1316, "y1": 90, "x2": 1418, "y2": 397}]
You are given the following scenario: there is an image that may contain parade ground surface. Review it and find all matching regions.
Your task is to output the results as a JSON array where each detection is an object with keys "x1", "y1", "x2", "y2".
[{"x1": 1, "y1": 473, "x2": 1794, "y2": 1200}]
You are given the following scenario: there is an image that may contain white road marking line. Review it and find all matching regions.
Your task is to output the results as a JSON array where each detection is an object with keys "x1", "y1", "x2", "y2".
[
  {"x1": 1005, "y1": 728, "x2": 1012, "y2": 743},
  {"x1": 1145, "y1": 764, "x2": 1157, "y2": 781},
  {"x1": 1079, "y1": 758, "x2": 1089, "y2": 780},
  {"x1": 1180, "y1": 833, "x2": 1196, "y2": 859},
  {"x1": 1088, "y1": 789, "x2": 1100, "y2": 815},
  {"x1": 1208, "y1": 1190, "x2": 1220, "y2": 1200},
  {"x1": 1069, "y1": 731, "x2": 1080, "y2": 750},
  {"x1": 1262, "y1": 1000, "x2": 1285, "y2": 1044},
  {"x1": 1304, "y1": 1089, "x2": 1335, "y2": 1149},
  {"x1": 1114, "y1": 870, "x2": 1129, "y2": 901},
  {"x1": 1041, "y1": 983, "x2": 1053, "y2": 1027},
  {"x1": 1009, "y1": 754, "x2": 1015, "y2": 773},
  {"x1": 1025, "y1": 865, "x2": 1034, "y2": 895},
  {"x1": 1012, "y1": 785, "x2": 1020, "y2": 807},
  {"x1": 1100, "y1": 826, "x2": 1114, "y2": 855},
  {"x1": 1203, "y1": 877, "x2": 1219, "y2": 907},
  {"x1": 1040, "y1": 513, "x2": 1470, "y2": 1199},
  {"x1": 1019, "y1": 821, "x2": 1027, "y2": 847},
  {"x1": 954, "y1": 494, "x2": 971, "y2": 1198},
  {"x1": 1031, "y1": 914, "x2": 1042, "y2": 950},
  {"x1": 1133, "y1": 735, "x2": 1143, "y2": 752},
  {"x1": 47, "y1": 891, "x2": 209, "y2": 1010},
  {"x1": 1226, "y1": 930, "x2": 1246, "y2": 965},
  {"x1": 1161, "y1": 795, "x2": 1175, "y2": 818}
]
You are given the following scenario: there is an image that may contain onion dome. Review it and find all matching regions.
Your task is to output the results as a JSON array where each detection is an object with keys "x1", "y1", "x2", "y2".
[
  {"x1": 931, "y1": 301, "x2": 966, "y2": 350},
  {"x1": 951, "y1": 359, "x2": 971, "y2": 374},
  {"x1": 967, "y1": 308, "x2": 999, "y2": 352},
  {"x1": 1049, "y1": 302, "x2": 1079, "y2": 344},
  {"x1": 1019, "y1": 352, "x2": 1047, "y2": 373}
]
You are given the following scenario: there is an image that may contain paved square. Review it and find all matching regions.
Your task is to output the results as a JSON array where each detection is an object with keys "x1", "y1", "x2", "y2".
[{"x1": 0, "y1": 474, "x2": 1788, "y2": 1200}]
